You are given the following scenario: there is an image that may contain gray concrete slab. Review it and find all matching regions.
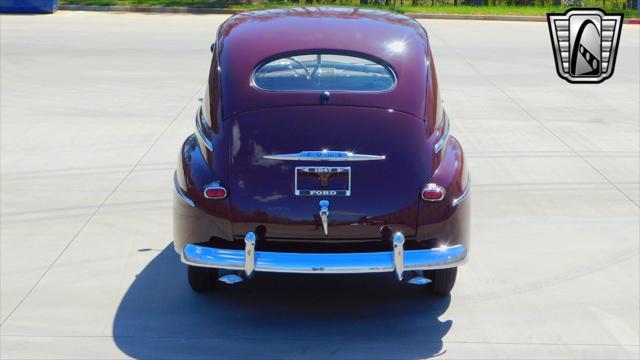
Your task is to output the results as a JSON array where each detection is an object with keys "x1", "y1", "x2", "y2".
[{"x1": 1, "y1": 11, "x2": 638, "y2": 359}]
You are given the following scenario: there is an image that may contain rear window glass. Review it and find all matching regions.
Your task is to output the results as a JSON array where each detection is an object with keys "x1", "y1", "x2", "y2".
[{"x1": 252, "y1": 53, "x2": 395, "y2": 92}]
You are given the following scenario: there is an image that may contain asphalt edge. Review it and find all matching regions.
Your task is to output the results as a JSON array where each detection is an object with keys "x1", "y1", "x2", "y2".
[{"x1": 54, "y1": 5, "x2": 639, "y2": 23}]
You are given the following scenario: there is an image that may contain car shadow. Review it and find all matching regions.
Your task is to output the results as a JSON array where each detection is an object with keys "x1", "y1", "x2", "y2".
[{"x1": 113, "y1": 245, "x2": 452, "y2": 359}]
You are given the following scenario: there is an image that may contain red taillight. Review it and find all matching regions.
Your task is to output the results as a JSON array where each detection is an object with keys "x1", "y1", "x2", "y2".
[
  {"x1": 421, "y1": 184, "x2": 445, "y2": 201},
  {"x1": 204, "y1": 186, "x2": 227, "y2": 199}
]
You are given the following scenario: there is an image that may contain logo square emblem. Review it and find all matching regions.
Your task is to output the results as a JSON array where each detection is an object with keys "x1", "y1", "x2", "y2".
[{"x1": 547, "y1": 9, "x2": 623, "y2": 83}]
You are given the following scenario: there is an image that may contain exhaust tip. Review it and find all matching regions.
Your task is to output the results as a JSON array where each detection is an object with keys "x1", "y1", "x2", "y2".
[
  {"x1": 407, "y1": 276, "x2": 431, "y2": 286},
  {"x1": 218, "y1": 274, "x2": 244, "y2": 284}
]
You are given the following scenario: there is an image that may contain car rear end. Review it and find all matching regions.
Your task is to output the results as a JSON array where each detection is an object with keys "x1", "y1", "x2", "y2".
[
  {"x1": 174, "y1": 103, "x2": 470, "y2": 293},
  {"x1": 172, "y1": 8, "x2": 470, "y2": 294}
]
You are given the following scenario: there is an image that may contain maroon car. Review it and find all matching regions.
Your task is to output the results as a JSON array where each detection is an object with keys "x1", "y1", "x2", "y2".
[{"x1": 173, "y1": 7, "x2": 470, "y2": 295}]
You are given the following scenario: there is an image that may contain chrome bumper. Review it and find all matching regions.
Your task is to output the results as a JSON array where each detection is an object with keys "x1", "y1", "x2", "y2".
[{"x1": 181, "y1": 232, "x2": 467, "y2": 280}]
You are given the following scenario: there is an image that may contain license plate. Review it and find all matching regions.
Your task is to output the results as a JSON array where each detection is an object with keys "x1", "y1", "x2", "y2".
[{"x1": 295, "y1": 167, "x2": 351, "y2": 196}]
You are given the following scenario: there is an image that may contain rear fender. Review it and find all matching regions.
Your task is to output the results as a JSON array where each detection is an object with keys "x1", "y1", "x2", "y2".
[
  {"x1": 416, "y1": 136, "x2": 470, "y2": 248},
  {"x1": 173, "y1": 134, "x2": 233, "y2": 253}
]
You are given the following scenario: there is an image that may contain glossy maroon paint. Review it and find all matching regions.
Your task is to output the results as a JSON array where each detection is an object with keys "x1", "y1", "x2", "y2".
[
  {"x1": 208, "y1": 7, "x2": 440, "y2": 129},
  {"x1": 173, "y1": 7, "x2": 469, "y2": 254},
  {"x1": 227, "y1": 106, "x2": 428, "y2": 241}
]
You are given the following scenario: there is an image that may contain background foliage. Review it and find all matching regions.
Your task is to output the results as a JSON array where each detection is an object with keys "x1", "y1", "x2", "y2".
[{"x1": 61, "y1": 0, "x2": 640, "y2": 14}]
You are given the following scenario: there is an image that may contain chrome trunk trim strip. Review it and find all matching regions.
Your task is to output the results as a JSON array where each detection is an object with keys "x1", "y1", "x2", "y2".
[{"x1": 264, "y1": 150, "x2": 385, "y2": 161}]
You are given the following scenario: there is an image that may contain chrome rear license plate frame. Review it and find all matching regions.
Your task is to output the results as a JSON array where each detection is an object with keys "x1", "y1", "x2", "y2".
[{"x1": 294, "y1": 166, "x2": 351, "y2": 196}]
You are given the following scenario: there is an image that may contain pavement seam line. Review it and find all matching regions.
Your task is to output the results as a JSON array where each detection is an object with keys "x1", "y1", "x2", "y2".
[
  {"x1": 0, "y1": 81, "x2": 206, "y2": 328},
  {"x1": 427, "y1": 28, "x2": 640, "y2": 208},
  {"x1": 0, "y1": 334, "x2": 638, "y2": 347},
  {"x1": 491, "y1": 86, "x2": 639, "y2": 207},
  {"x1": 464, "y1": 251, "x2": 640, "y2": 305}
]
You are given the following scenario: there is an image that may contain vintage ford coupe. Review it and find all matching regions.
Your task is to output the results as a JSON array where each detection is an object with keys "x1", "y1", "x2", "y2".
[{"x1": 173, "y1": 7, "x2": 470, "y2": 295}]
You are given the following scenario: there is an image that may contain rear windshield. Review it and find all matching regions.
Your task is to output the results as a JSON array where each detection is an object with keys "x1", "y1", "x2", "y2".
[{"x1": 252, "y1": 53, "x2": 395, "y2": 92}]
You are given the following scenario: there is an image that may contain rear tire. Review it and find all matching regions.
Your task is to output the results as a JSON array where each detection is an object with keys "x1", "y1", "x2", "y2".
[
  {"x1": 427, "y1": 267, "x2": 457, "y2": 296},
  {"x1": 187, "y1": 265, "x2": 218, "y2": 293}
]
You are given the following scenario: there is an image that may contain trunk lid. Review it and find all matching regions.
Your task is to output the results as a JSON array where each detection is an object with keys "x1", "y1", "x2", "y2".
[{"x1": 226, "y1": 106, "x2": 431, "y2": 243}]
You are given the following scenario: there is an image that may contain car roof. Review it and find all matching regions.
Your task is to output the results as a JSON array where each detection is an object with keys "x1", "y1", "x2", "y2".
[{"x1": 215, "y1": 7, "x2": 434, "y2": 119}]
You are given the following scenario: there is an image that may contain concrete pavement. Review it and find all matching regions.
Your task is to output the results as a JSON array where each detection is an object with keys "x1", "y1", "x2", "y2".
[{"x1": 1, "y1": 11, "x2": 638, "y2": 359}]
